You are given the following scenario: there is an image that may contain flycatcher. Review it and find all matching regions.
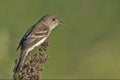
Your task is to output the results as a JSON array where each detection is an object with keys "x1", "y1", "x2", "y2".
[{"x1": 14, "y1": 14, "x2": 63, "y2": 72}]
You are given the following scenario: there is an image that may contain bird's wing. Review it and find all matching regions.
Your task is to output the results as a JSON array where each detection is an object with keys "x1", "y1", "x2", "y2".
[
  {"x1": 16, "y1": 23, "x2": 49, "y2": 51},
  {"x1": 16, "y1": 25, "x2": 34, "y2": 51}
]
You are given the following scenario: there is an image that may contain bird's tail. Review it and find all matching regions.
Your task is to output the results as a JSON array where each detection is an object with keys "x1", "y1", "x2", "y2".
[{"x1": 13, "y1": 50, "x2": 29, "y2": 72}]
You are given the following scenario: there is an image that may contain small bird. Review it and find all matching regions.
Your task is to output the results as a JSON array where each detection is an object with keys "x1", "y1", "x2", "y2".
[{"x1": 14, "y1": 14, "x2": 63, "y2": 72}]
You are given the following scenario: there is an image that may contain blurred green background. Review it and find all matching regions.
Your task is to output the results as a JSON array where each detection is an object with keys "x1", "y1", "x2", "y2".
[{"x1": 0, "y1": 0, "x2": 120, "y2": 79}]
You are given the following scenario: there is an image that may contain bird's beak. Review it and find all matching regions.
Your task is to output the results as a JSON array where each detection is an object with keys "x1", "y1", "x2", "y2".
[{"x1": 59, "y1": 21, "x2": 63, "y2": 25}]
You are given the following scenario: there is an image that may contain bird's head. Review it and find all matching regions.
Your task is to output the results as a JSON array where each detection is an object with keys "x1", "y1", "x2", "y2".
[{"x1": 41, "y1": 14, "x2": 63, "y2": 29}]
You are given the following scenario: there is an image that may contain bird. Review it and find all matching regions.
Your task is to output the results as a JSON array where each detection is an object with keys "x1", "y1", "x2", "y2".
[{"x1": 13, "y1": 14, "x2": 63, "y2": 72}]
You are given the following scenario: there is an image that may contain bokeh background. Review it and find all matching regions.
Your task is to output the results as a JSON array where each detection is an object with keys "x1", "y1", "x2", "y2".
[{"x1": 0, "y1": 0, "x2": 120, "y2": 79}]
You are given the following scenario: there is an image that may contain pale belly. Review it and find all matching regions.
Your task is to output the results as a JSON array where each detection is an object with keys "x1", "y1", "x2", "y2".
[
  {"x1": 28, "y1": 37, "x2": 47, "y2": 52},
  {"x1": 27, "y1": 30, "x2": 51, "y2": 53},
  {"x1": 34, "y1": 37, "x2": 47, "y2": 47}
]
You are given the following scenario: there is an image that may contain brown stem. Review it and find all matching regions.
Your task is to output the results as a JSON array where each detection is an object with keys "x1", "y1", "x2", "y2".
[{"x1": 13, "y1": 41, "x2": 49, "y2": 80}]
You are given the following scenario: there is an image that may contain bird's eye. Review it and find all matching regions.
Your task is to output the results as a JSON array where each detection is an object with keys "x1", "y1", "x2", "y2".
[{"x1": 52, "y1": 18, "x2": 55, "y2": 21}]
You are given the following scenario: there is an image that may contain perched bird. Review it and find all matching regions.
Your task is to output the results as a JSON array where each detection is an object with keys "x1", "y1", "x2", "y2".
[{"x1": 14, "y1": 14, "x2": 63, "y2": 72}]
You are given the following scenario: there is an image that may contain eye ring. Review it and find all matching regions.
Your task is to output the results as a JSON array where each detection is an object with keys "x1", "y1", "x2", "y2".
[{"x1": 52, "y1": 18, "x2": 55, "y2": 21}]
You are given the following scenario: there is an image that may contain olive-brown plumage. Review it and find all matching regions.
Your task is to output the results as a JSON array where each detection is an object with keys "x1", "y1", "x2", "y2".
[{"x1": 14, "y1": 14, "x2": 63, "y2": 72}]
